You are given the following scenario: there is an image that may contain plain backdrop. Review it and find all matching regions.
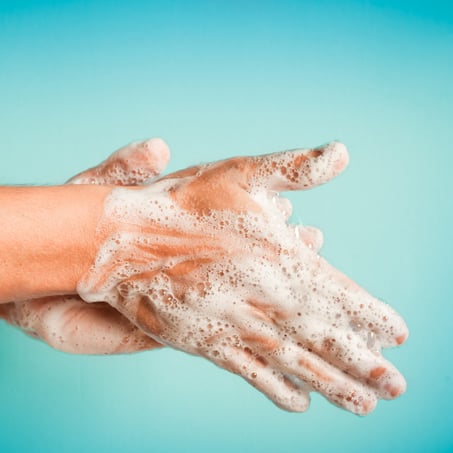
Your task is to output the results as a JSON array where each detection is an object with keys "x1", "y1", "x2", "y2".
[{"x1": 1, "y1": 1, "x2": 452, "y2": 452}]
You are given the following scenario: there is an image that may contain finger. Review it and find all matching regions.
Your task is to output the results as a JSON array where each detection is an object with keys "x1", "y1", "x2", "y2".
[
  {"x1": 297, "y1": 225, "x2": 324, "y2": 253},
  {"x1": 241, "y1": 289, "x2": 405, "y2": 401},
  {"x1": 109, "y1": 281, "x2": 307, "y2": 413},
  {"x1": 249, "y1": 141, "x2": 349, "y2": 192},
  {"x1": 313, "y1": 256, "x2": 409, "y2": 348},
  {"x1": 68, "y1": 137, "x2": 171, "y2": 185},
  {"x1": 235, "y1": 312, "x2": 377, "y2": 413},
  {"x1": 278, "y1": 343, "x2": 378, "y2": 415},
  {"x1": 268, "y1": 191, "x2": 293, "y2": 219},
  {"x1": 210, "y1": 344, "x2": 311, "y2": 412},
  {"x1": 293, "y1": 319, "x2": 406, "y2": 399},
  {"x1": 10, "y1": 297, "x2": 162, "y2": 354},
  {"x1": 0, "y1": 301, "x2": 51, "y2": 339}
]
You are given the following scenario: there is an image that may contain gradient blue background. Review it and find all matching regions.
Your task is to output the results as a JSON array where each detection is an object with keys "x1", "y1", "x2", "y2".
[{"x1": 0, "y1": 1, "x2": 452, "y2": 452}]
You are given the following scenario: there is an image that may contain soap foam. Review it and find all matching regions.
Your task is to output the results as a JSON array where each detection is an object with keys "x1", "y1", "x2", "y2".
[
  {"x1": 78, "y1": 143, "x2": 408, "y2": 414},
  {"x1": 69, "y1": 138, "x2": 170, "y2": 186},
  {"x1": 3, "y1": 296, "x2": 158, "y2": 354}
]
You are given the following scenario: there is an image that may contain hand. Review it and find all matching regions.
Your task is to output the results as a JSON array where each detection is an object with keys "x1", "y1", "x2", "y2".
[
  {"x1": 0, "y1": 138, "x2": 169, "y2": 354},
  {"x1": 0, "y1": 138, "x2": 321, "y2": 354},
  {"x1": 77, "y1": 141, "x2": 408, "y2": 414}
]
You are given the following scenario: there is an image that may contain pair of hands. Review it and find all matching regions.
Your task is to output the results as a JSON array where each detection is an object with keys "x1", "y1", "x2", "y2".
[
  {"x1": 0, "y1": 138, "x2": 323, "y2": 355},
  {"x1": 0, "y1": 138, "x2": 408, "y2": 415},
  {"x1": 0, "y1": 139, "x2": 169, "y2": 353}
]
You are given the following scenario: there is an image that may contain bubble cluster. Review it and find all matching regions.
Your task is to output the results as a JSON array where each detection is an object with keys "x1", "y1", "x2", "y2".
[
  {"x1": 0, "y1": 138, "x2": 175, "y2": 355},
  {"x1": 69, "y1": 138, "x2": 170, "y2": 186},
  {"x1": 77, "y1": 142, "x2": 408, "y2": 414},
  {"x1": 2, "y1": 296, "x2": 157, "y2": 354}
]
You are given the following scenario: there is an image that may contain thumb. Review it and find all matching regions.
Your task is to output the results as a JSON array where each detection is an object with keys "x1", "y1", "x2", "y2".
[{"x1": 68, "y1": 137, "x2": 171, "y2": 185}]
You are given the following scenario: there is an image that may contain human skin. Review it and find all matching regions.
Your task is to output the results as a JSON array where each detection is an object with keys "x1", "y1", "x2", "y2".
[
  {"x1": 76, "y1": 141, "x2": 408, "y2": 414},
  {"x1": 0, "y1": 139, "x2": 169, "y2": 353},
  {"x1": 0, "y1": 140, "x2": 408, "y2": 414},
  {"x1": 0, "y1": 138, "x2": 322, "y2": 355}
]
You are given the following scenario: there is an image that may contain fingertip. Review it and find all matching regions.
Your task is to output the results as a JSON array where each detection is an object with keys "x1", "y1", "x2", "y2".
[
  {"x1": 384, "y1": 376, "x2": 407, "y2": 399},
  {"x1": 334, "y1": 390, "x2": 377, "y2": 416},
  {"x1": 141, "y1": 137, "x2": 171, "y2": 171},
  {"x1": 298, "y1": 225, "x2": 324, "y2": 252},
  {"x1": 251, "y1": 140, "x2": 350, "y2": 192},
  {"x1": 104, "y1": 137, "x2": 171, "y2": 184},
  {"x1": 383, "y1": 315, "x2": 409, "y2": 348},
  {"x1": 122, "y1": 137, "x2": 170, "y2": 175},
  {"x1": 368, "y1": 364, "x2": 407, "y2": 400},
  {"x1": 273, "y1": 389, "x2": 311, "y2": 413},
  {"x1": 359, "y1": 394, "x2": 378, "y2": 415},
  {"x1": 314, "y1": 140, "x2": 350, "y2": 175},
  {"x1": 396, "y1": 320, "x2": 409, "y2": 345}
]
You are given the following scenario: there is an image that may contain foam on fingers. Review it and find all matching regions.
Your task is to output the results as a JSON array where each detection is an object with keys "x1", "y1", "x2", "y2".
[
  {"x1": 77, "y1": 143, "x2": 407, "y2": 414},
  {"x1": 249, "y1": 141, "x2": 350, "y2": 192},
  {"x1": 278, "y1": 345, "x2": 378, "y2": 415},
  {"x1": 216, "y1": 345, "x2": 311, "y2": 412},
  {"x1": 314, "y1": 256, "x2": 410, "y2": 348},
  {"x1": 298, "y1": 225, "x2": 324, "y2": 252},
  {"x1": 7, "y1": 297, "x2": 160, "y2": 354},
  {"x1": 114, "y1": 138, "x2": 171, "y2": 181},
  {"x1": 288, "y1": 319, "x2": 406, "y2": 399},
  {"x1": 69, "y1": 137, "x2": 171, "y2": 185}
]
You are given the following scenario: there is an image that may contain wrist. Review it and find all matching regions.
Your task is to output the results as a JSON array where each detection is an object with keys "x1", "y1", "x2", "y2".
[{"x1": 0, "y1": 184, "x2": 113, "y2": 302}]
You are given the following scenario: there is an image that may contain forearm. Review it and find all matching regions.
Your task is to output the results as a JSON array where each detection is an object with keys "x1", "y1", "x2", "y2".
[{"x1": 0, "y1": 185, "x2": 112, "y2": 303}]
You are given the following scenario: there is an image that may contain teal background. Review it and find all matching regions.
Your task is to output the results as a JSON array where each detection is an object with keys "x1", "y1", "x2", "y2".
[{"x1": 0, "y1": 1, "x2": 452, "y2": 452}]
